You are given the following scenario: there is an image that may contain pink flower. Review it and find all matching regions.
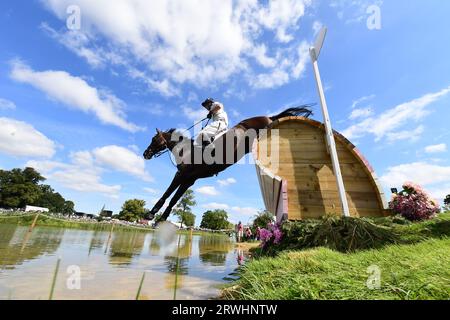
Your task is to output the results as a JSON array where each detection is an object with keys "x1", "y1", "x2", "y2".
[
  {"x1": 389, "y1": 181, "x2": 440, "y2": 221},
  {"x1": 259, "y1": 223, "x2": 283, "y2": 247}
]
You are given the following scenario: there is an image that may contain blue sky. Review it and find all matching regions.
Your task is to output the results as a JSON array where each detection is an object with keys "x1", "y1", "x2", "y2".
[{"x1": 1, "y1": 0, "x2": 450, "y2": 225}]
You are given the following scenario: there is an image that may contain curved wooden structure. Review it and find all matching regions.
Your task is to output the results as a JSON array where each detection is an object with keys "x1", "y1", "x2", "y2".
[{"x1": 253, "y1": 116, "x2": 388, "y2": 221}]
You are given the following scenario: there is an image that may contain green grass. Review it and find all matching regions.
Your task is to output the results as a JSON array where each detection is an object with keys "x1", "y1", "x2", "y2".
[
  {"x1": 0, "y1": 213, "x2": 228, "y2": 235},
  {"x1": 224, "y1": 213, "x2": 450, "y2": 300},
  {"x1": 0, "y1": 213, "x2": 152, "y2": 232},
  {"x1": 224, "y1": 238, "x2": 450, "y2": 300}
]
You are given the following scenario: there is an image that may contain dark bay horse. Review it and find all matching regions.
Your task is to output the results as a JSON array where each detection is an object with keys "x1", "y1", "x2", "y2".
[{"x1": 143, "y1": 106, "x2": 312, "y2": 223}]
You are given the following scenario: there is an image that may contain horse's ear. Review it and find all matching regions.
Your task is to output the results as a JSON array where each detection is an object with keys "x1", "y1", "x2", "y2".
[{"x1": 156, "y1": 128, "x2": 161, "y2": 134}]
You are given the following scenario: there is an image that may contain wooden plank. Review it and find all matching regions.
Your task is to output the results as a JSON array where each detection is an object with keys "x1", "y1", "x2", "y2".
[
  {"x1": 272, "y1": 176, "x2": 282, "y2": 215},
  {"x1": 255, "y1": 117, "x2": 388, "y2": 220},
  {"x1": 276, "y1": 180, "x2": 289, "y2": 222},
  {"x1": 287, "y1": 191, "x2": 381, "y2": 210},
  {"x1": 280, "y1": 177, "x2": 375, "y2": 193},
  {"x1": 274, "y1": 163, "x2": 370, "y2": 178},
  {"x1": 254, "y1": 162, "x2": 270, "y2": 211},
  {"x1": 290, "y1": 206, "x2": 384, "y2": 219}
]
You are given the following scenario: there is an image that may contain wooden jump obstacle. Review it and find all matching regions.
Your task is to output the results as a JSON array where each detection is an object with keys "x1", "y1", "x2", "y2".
[{"x1": 253, "y1": 116, "x2": 389, "y2": 222}]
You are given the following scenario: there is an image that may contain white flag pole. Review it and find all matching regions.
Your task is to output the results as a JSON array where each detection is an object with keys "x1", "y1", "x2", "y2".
[{"x1": 310, "y1": 27, "x2": 350, "y2": 217}]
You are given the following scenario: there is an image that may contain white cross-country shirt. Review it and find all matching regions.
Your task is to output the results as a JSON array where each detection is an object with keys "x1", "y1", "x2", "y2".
[
  {"x1": 211, "y1": 102, "x2": 228, "y2": 126},
  {"x1": 196, "y1": 102, "x2": 229, "y2": 145}
]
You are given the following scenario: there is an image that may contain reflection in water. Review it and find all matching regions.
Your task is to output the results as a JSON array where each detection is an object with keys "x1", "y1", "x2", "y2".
[
  {"x1": 163, "y1": 235, "x2": 192, "y2": 294},
  {"x1": 108, "y1": 231, "x2": 146, "y2": 266},
  {"x1": 0, "y1": 224, "x2": 240, "y2": 300},
  {"x1": 198, "y1": 235, "x2": 234, "y2": 266},
  {"x1": 0, "y1": 225, "x2": 64, "y2": 270},
  {"x1": 149, "y1": 235, "x2": 160, "y2": 256},
  {"x1": 236, "y1": 249, "x2": 245, "y2": 266},
  {"x1": 88, "y1": 230, "x2": 107, "y2": 256}
]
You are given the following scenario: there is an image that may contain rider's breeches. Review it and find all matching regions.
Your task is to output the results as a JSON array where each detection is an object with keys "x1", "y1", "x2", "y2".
[{"x1": 195, "y1": 120, "x2": 227, "y2": 145}]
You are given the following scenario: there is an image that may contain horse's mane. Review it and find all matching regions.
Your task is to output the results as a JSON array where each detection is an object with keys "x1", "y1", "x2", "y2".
[{"x1": 166, "y1": 128, "x2": 191, "y2": 140}]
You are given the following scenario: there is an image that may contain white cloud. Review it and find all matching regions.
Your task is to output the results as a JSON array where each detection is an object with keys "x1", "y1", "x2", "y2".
[
  {"x1": 351, "y1": 94, "x2": 375, "y2": 109},
  {"x1": 425, "y1": 144, "x2": 447, "y2": 154},
  {"x1": 41, "y1": 22, "x2": 109, "y2": 68},
  {"x1": 200, "y1": 202, "x2": 259, "y2": 218},
  {"x1": 251, "y1": 41, "x2": 310, "y2": 89},
  {"x1": 93, "y1": 145, "x2": 152, "y2": 181},
  {"x1": 257, "y1": 0, "x2": 311, "y2": 43},
  {"x1": 250, "y1": 44, "x2": 277, "y2": 68},
  {"x1": 201, "y1": 202, "x2": 230, "y2": 210},
  {"x1": 380, "y1": 162, "x2": 450, "y2": 200},
  {"x1": 231, "y1": 206, "x2": 259, "y2": 216},
  {"x1": 218, "y1": 178, "x2": 237, "y2": 187},
  {"x1": 128, "y1": 144, "x2": 140, "y2": 153},
  {"x1": 182, "y1": 106, "x2": 209, "y2": 122},
  {"x1": 0, "y1": 98, "x2": 16, "y2": 110},
  {"x1": 41, "y1": 0, "x2": 313, "y2": 94},
  {"x1": 26, "y1": 152, "x2": 121, "y2": 196},
  {"x1": 312, "y1": 20, "x2": 323, "y2": 36},
  {"x1": 10, "y1": 60, "x2": 143, "y2": 132},
  {"x1": 25, "y1": 144, "x2": 152, "y2": 197},
  {"x1": 196, "y1": 186, "x2": 219, "y2": 196},
  {"x1": 251, "y1": 68, "x2": 289, "y2": 89},
  {"x1": 0, "y1": 117, "x2": 56, "y2": 158},
  {"x1": 385, "y1": 125, "x2": 424, "y2": 143},
  {"x1": 343, "y1": 86, "x2": 450, "y2": 142},
  {"x1": 349, "y1": 107, "x2": 374, "y2": 120},
  {"x1": 330, "y1": 0, "x2": 383, "y2": 24}
]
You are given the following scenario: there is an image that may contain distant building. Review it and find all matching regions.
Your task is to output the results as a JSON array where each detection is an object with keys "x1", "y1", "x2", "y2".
[
  {"x1": 25, "y1": 205, "x2": 49, "y2": 213},
  {"x1": 74, "y1": 212, "x2": 95, "y2": 219},
  {"x1": 74, "y1": 212, "x2": 87, "y2": 217},
  {"x1": 100, "y1": 210, "x2": 113, "y2": 218}
]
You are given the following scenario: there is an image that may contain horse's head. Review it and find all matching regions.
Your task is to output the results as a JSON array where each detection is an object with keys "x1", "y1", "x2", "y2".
[{"x1": 143, "y1": 129, "x2": 168, "y2": 160}]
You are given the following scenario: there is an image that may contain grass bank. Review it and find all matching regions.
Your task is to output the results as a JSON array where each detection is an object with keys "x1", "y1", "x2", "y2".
[
  {"x1": 224, "y1": 213, "x2": 450, "y2": 300},
  {"x1": 0, "y1": 213, "x2": 230, "y2": 236},
  {"x1": 0, "y1": 213, "x2": 152, "y2": 232}
]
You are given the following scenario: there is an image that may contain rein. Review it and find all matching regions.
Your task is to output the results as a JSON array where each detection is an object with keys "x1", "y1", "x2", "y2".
[{"x1": 151, "y1": 116, "x2": 211, "y2": 168}]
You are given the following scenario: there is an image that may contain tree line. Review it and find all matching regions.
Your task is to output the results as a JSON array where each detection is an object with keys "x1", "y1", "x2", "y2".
[
  {"x1": 118, "y1": 189, "x2": 234, "y2": 230},
  {"x1": 1, "y1": 167, "x2": 282, "y2": 229},
  {"x1": 0, "y1": 167, "x2": 74, "y2": 214}
]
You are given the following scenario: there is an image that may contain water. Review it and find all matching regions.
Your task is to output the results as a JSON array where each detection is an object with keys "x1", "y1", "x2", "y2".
[{"x1": 0, "y1": 224, "x2": 245, "y2": 300}]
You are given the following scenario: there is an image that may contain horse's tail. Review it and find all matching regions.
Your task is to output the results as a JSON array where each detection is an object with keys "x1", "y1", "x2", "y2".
[{"x1": 270, "y1": 105, "x2": 313, "y2": 122}]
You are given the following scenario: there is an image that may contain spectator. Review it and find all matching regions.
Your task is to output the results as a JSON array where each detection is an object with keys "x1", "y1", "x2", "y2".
[
  {"x1": 236, "y1": 221, "x2": 244, "y2": 242},
  {"x1": 255, "y1": 226, "x2": 261, "y2": 241},
  {"x1": 245, "y1": 227, "x2": 252, "y2": 241}
]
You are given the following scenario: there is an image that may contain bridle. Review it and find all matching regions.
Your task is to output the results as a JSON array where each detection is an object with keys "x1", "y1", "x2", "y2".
[
  {"x1": 150, "y1": 133, "x2": 170, "y2": 158},
  {"x1": 148, "y1": 117, "x2": 210, "y2": 164}
]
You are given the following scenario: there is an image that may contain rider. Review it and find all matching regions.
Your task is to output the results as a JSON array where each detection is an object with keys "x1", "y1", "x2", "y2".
[{"x1": 196, "y1": 98, "x2": 229, "y2": 146}]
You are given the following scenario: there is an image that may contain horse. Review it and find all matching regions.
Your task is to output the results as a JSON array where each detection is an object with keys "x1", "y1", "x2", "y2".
[{"x1": 143, "y1": 106, "x2": 313, "y2": 223}]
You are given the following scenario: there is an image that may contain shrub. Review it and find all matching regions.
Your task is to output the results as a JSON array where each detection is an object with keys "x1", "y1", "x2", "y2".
[
  {"x1": 259, "y1": 215, "x2": 397, "y2": 255},
  {"x1": 389, "y1": 182, "x2": 440, "y2": 221}
]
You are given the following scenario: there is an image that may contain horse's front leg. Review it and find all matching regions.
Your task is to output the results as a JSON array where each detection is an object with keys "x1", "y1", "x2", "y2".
[
  {"x1": 146, "y1": 172, "x2": 182, "y2": 219},
  {"x1": 157, "y1": 180, "x2": 196, "y2": 223}
]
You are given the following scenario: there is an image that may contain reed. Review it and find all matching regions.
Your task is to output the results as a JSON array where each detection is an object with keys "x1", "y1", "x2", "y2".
[
  {"x1": 49, "y1": 257, "x2": 61, "y2": 300},
  {"x1": 29, "y1": 213, "x2": 40, "y2": 232},
  {"x1": 104, "y1": 223, "x2": 115, "y2": 254},
  {"x1": 173, "y1": 234, "x2": 182, "y2": 300},
  {"x1": 135, "y1": 272, "x2": 146, "y2": 300}
]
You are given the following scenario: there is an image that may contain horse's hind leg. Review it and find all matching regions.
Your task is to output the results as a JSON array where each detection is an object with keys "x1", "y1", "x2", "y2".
[
  {"x1": 146, "y1": 172, "x2": 182, "y2": 219},
  {"x1": 157, "y1": 180, "x2": 195, "y2": 223}
]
